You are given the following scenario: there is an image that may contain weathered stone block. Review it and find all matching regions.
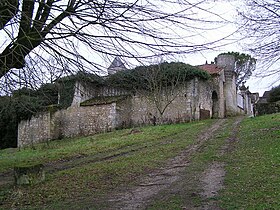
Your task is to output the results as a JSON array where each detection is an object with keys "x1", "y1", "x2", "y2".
[{"x1": 14, "y1": 164, "x2": 45, "y2": 185}]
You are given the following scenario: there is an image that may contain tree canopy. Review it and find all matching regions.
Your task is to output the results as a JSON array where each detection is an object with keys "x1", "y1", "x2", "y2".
[
  {"x1": 268, "y1": 85, "x2": 280, "y2": 103},
  {"x1": 107, "y1": 62, "x2": 210, "y2": 91},
  {"x1": 0, "y1": 0, "x2": 227, "y2": 93},
  {"x1": 216, "y1": 52, "x2": 256, "y2": 86}
]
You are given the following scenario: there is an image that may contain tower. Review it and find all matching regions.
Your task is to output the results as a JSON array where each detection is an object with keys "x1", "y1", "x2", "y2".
[{"x1": 216, "y1": 54, "x2": 238, "y2": 116}]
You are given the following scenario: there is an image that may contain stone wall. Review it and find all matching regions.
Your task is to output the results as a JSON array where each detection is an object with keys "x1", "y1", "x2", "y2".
[
  {"x1": 216, "y1": 54, "x2": 238, "y2": 116},
  {"x1": 237, "y1": 90, "x2": 254, "y2": 116},
  {"x1": 18, "y1": 113, "x2": 52, "y2": 147},
  {"x1": 197, "y1": 79, "x2": 214, "y2": 117},
  {"x1": 18, "y1": 75, "x2": 237, "y2": 147},
  {"x1": 18, "y1": 104, "x2": 116, "y2": 147},
  {"x1": 115, "y1": 97, "x2": 133, "y2": 128},
  {"x1": 237, "y1": 93, "x2": 244, "y2": 109},
  {"x1": 71, "y1": 81, "x2": 128, "y2": 107},
  {"x1": 58, "y1": 104, "x2": 116, "y2": 138},
  {"x1": 128, "y1": 78, "x2": 214, "y2": 126},
  {"x1": 129, "y1": 85, "x2": 192, "y2": 126}
]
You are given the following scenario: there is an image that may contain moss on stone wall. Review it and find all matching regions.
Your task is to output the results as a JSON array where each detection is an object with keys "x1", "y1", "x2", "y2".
[
  {"x1": 57, "y1": 77, "x2": 75, "y2": 108},
  {"x1": 80, "y1": 95, "x2": 129, "y2": 106}
]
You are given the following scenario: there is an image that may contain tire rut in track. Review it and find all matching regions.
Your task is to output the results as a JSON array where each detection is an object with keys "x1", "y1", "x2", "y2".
[
  {"x1": 199, "y1": 116, "x2": 244, "y2": 210},
  {"x1": 105, "y1": 119, "x2": 226, "y2": 210}
]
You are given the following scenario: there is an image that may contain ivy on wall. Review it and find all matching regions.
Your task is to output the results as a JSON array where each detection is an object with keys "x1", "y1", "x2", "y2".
[
  {"x1": 0, "y1": 85, "x2": 59, "y2": 149},
  {"x1": 57, "y1": 72, "x2": 105, "y2": 108},
  {"x1": 106, "y1": 62, "x2": 210, "y2": 91},
  {"x1": 57, "y1": 62, "x2": 210, "y2": 106},
  {"x1": 0, "y1": 62, "x2": 210, "y2": 149}
]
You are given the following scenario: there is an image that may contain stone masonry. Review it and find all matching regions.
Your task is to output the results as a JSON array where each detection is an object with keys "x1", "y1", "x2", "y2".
[
  {"x1": 18, "y1": 54, "x2": 256, "y2": 147},
  {"x1": 18, "y1": 104, "x2": 116, "y2": 147}
]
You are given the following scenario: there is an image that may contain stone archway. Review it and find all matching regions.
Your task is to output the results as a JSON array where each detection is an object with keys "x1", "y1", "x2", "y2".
[{"x1": 212, "y1": 91, "x2": 219, "y2": 118}]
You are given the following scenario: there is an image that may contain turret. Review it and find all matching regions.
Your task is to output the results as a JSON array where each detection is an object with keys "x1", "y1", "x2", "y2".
[
  {"x1": 216, "y1": 54, "x2": 236, "y2": 83},
  {"x1": 107, "y1": 57, "x2": 126, "y2": 75},
  {"x1": 216, "y1": 54, "x2": 238, "y2": 116}
]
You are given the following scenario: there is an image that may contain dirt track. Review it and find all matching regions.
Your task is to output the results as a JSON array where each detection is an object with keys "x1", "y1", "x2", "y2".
[
  {"x1": 98, "y1": 117, "x2": 243, "y2": 210},
  {"x1": 0, "y1": 117, "x2": 244, "y2": 209}
]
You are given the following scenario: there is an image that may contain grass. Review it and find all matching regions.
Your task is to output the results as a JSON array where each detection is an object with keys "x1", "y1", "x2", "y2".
[
  {"x1": 1, "y1": 113, "x2": 280, "y2": 209},
  {"x1": 0, "y1": 120, "x2": 213, "y2": 209},
  {"x1": 147, "y1": 117, "x2": 235, "y2": 209},
  {"x1": 0, "y1": 121, "x2": 208, "y2": 172},
  {"x1": 220, "y1": 113, "x2": 280, "y2": 209},
  {"x1": 147, "y1": 114, "x2": 280, "y2": 209}
]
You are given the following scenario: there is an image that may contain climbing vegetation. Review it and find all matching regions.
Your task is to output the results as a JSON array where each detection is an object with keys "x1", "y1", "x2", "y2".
[
  {"x1": 0, "y1": 85, "x2": 59, "y2": 148},
  {"x1": 107, "y1": 62, "x2": 210, "y2": 91}
]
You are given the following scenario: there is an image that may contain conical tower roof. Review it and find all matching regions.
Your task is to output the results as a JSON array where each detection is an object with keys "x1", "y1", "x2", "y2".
[{"x1": 107, "y1": 57, "x2": 126, "y2": 75}]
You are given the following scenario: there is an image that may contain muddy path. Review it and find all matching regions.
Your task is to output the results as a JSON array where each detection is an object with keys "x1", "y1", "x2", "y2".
[
  {"x1": 92, "y1": 116, "x2": 244, "y2": 210},
  {"x1": 199, "y1": 116, "x2": 243, "y2": 210}
]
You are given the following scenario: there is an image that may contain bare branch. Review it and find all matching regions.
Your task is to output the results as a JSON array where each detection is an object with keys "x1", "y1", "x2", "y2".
[
  {"x1": 238, "y1": 0, "x2": 280, "y2": 77},
  {"x1": 0, "y1": 0, "x2": 235, "y2": 93}
]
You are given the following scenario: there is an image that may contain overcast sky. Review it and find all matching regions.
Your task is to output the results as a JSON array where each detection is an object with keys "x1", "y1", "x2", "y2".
[
  {"x1": 179, "y1": 1, "x2": 279, "y2": 96},
  {"x1": 1, "y1": 0, "x2": 278, "y2": 96}
]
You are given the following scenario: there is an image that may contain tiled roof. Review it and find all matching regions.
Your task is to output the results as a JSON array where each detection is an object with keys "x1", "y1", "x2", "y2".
[{"x1": 198, "y1": 64, "x2": 223, "y2": 75}]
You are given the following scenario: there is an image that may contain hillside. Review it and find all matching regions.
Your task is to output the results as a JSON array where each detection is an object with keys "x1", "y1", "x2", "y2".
[{"x1": 0, "y1": 113, "x2": 279, "y2": 209}]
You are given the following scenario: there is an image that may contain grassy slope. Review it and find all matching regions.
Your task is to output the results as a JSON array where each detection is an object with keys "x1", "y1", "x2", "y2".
[
  {"x1": 145, "y1": 114, "x2": 280, "y2": 210},
  {"x1": 1, "y1": 113, "x2": 279, "y2": 209},
  {"x1": 0, "y1": 120, "x2": 213, "y2": 209},
  {"x1": 220, "y1": 113, "x2": 280, "y2": 209},
  {"x1": 147, "y1": 117, "x2": 235, "y2": 209},
  {"x1": 0, "y1": 121, "x2": 209, "y2": 172}
]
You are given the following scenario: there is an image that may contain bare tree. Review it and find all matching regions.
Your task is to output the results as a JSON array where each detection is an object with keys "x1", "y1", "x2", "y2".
[
  {"x1": 108, "y1": 61, "x2": 210, "y2": 124},
  {"x1": 0, "y1": 0, "x2": 231, "y2": 93},
  {"x1": 238, "y1": 0, "x2": 280, "y2": 77},
  {"x1": 141, "y1": 63, "x2": 185, "y2": 123}
]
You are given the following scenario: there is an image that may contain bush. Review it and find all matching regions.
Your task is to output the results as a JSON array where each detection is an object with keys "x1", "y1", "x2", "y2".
[
  {"x1": 0, "y1": 85, "x2": 59, "y2": 149},
  {"x1": 268, "y1": 85, "x2": 280, "y2": 102}
]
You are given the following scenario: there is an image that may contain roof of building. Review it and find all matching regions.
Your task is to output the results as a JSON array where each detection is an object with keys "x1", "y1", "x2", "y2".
[
  {"x1": 239, "y1": 82, "x2": 248, "y2": 91},
  {"x1": 107, "y1": 57, "x2": 126, "y2": 74},
  {"x1": 198, "y1": 64, "x2": 223, "y2": 75}
]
